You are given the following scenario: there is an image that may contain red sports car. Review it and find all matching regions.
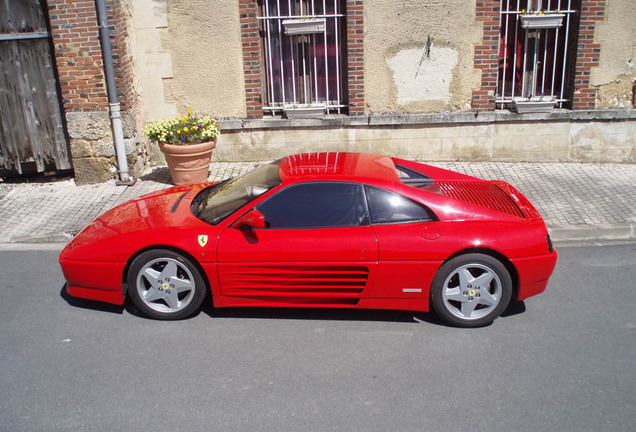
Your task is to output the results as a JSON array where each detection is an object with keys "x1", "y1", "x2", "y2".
[{"x1": 59, "y1": 152, "x2": 557, "y2": 327}]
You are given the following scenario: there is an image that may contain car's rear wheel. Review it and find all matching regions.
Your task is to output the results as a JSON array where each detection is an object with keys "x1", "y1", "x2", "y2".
[
  {"x1": 430, "y1": 253, "x2": 512, "y2": 328},
  {"x1": 127, "y1": 249, "x2": 206, "y2": 320}
]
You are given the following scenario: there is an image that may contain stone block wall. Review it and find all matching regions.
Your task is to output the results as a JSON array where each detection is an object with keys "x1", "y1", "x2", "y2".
[{"x1": 214, "y1": 113, "x2": 636, "y2": 164}]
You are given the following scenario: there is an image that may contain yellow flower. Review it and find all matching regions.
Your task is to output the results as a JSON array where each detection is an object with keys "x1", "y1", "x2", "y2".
[
  {"x1": 193, "y1": 126, "x2": 199, "y2": 130},
  {"x1": 184, "y1": 127, "x2": 189, "y2": 132},
  {"x1": 177, "y1": 129, "x2": 181, "y2": 134}
]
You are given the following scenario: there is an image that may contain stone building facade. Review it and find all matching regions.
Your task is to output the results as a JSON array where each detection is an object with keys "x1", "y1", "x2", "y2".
[
  {"x1": 133, "y1": 0, "x2": 635, "y2": 166},
  {"x1": 8, "y1": 0, "x2": 634, "y2": 183}
]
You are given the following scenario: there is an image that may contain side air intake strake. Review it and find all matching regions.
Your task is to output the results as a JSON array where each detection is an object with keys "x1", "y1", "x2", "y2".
[
  {"x1": 435, "y1": 181, "x2": 525, "y2": 218},
  {"x1": 219, "y1": 265, "x2": 369, "y2": 304}
]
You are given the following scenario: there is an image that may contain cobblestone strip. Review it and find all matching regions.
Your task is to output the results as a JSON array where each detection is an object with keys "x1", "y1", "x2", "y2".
[
  {"x1": 1, "y1": 161, "x2": 635, "y2": 243},
  {"x1": 0, "y1": 181, "x2": 123, "y2": 242}
]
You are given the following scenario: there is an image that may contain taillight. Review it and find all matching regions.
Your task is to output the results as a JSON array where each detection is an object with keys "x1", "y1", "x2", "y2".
[{"x1": 546, "y1": 234, "x2": 554, "y2": 253}]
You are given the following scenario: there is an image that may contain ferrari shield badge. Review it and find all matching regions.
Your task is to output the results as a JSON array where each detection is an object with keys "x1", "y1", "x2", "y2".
[{"x1": 197, "y1": 235, "x2": 208, "y2": 247}]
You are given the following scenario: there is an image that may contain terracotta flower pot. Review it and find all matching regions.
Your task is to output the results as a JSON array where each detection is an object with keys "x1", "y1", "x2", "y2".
[{"x1": 159, "y1": 140, "x2": 216, "y2": 185}]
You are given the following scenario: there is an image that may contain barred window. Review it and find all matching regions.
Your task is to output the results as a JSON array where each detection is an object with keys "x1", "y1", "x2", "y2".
[
  {"x1": 497, "y1": 0, "x2": 576, "y2": 109},
  {"x1": 258, "y1": 0, "x2": 346, "y2": 114}
]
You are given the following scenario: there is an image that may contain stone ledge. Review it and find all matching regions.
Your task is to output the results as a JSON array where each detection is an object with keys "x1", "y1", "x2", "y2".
[{"x1": 218, "y1": 109, "x2": 636, "y2": 131}]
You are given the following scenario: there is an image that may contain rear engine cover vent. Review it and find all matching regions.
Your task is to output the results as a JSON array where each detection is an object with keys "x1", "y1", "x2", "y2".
[{"x1": 436, "y1": 181, "x2": 525, "y2": 218}]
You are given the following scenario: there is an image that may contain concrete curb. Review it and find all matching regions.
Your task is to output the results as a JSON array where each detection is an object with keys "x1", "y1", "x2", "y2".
[
  {"x1": 0, "y1": 243, "x2": 68, "y2": 251},
  {"x1": 548, "y1": 223, "x2": 636, "y2": 242},
  {"x1": 5, "y1": 233, "x2": 74, "y2": 244}
]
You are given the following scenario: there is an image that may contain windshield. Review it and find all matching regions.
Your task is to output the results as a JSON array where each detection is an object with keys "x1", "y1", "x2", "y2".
[{"x1": 192, "y1": 160, "x2": 282, "y2": 225}]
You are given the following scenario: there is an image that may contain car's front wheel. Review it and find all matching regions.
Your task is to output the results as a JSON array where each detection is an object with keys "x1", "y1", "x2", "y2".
[
  {"x1": 127, "y1": 249, "x2": 206, "y2": 320},
  {"x1": 430, "y1": 253, "x2": 512, "y2": 328}
]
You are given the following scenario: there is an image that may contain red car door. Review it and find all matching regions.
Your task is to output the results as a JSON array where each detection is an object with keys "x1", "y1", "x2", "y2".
[
  {"x1": 216, "y1": 182, "x2": 379, "y2": 308},
  {"x1": 369, "y1": 222, "x2": 442, "y2": 299},
  {"x1": 363, "y1": 185, "x2": 442, "y2": 311}
]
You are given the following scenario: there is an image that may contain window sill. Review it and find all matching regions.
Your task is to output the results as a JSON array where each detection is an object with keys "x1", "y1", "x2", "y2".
[{"x1": 217, "y1": 110, "x2": 636, "y2": 131}]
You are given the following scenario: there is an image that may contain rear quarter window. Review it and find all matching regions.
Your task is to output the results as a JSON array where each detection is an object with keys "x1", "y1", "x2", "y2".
[
  {"x1": 395, "y1": 164, "x2": 433, "y2": 188},
  {"x1": 365, "y1": 185, "x2": 436, "y2": 224}
]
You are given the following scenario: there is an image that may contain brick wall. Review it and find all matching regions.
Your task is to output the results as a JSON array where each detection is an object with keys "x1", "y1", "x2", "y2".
[
  {"x1": 47, "y1": 0, "x2": 142, "y2": 184},
  {"x1": 346, "y1": 0, "x2": 364, "y2": 116},
  {"x1": 471, "y1": 0, "x2": 500, "y2": 111},
  {"x1": 48, "y1": 0, "x2": 108, "y2": 111},
  {"x1": 239, "y1": 0, "x2": 263, "y2": 119},
  {"x1": 571, "y1": 0, "x2": 605, "y2": 110},
  {"x1": 48, "y1": 0, "x2": 134, "y2": 111},
  {"x1": 110, "y1": 0, "x2": 136, "y2": 111},
  {"x1": 238, "y1": 0, "x2": 365, "y2": 118}
]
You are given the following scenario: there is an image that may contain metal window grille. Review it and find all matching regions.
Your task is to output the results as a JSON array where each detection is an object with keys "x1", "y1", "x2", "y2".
[
  {"x1": 497, "y1": 0, "x2": 576, "y2": 108},
  {"x1": 258, "y1": 0, "x2": 346, "y2": 113}
]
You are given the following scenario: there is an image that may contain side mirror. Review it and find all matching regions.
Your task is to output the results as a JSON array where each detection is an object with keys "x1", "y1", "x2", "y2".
[{"x1": 233, "y1": 209, "x2": 266, "y2": 229}]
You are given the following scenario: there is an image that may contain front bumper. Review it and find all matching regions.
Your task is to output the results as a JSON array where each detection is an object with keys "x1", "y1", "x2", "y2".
[{"x1": 59, "y1": 257, "x2": 126, "y2": 305}]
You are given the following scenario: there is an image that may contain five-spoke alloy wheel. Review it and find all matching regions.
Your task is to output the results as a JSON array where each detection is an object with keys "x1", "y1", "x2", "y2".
[
  {"x1": 431, "y1": 253, "x2": 512, "y2": 327},
  {"x1": 127, "y1": 249, "x2": 206, "y2": 320}
]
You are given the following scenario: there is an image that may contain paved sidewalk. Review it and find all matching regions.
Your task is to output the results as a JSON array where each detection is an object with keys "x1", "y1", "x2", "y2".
[{"x1": 0, "y1": 161, "x2": 634, "y2": 244}]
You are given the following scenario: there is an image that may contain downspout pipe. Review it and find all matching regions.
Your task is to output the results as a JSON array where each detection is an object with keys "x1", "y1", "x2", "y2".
[{"x1": 95, "y1": 0, "x2": 131, "y2": 183}]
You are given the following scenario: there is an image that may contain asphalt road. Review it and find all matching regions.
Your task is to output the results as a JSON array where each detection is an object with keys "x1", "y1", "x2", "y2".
[{"x1": 0, "y1": 242, "x2": 634, "y2": 432}]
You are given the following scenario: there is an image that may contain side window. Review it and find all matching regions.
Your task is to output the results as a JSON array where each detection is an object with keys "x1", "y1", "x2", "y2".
[
  {"x1": 365, "y1": 186, "x2": 435, "y2": 224},
  {"x1": 257, "y1": 182, "x2": 368, "y2": 229}
]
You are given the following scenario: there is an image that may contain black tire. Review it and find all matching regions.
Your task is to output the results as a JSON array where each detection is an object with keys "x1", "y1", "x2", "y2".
[
  {"x1": 127, "y1": 249, "x2": 206, "y2": 320},
  {"x1": 430, "y1": 253, "x2": 512, "y2": 328}
]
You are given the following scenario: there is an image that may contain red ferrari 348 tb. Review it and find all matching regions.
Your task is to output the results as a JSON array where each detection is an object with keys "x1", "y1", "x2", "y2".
[{"x1": 59, "y1": 152, "x2": 557, "y2": 327}]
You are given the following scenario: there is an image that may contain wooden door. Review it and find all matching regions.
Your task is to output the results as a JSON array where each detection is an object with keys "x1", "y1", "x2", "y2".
[{"x1": 0, "y1": 0, "x2": 71, "y2": 174}]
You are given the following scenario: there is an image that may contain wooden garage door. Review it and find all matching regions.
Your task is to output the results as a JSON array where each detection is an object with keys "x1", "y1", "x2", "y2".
[{"x1": 0, "y1": 0, "x2": 70, "y2": 174}]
